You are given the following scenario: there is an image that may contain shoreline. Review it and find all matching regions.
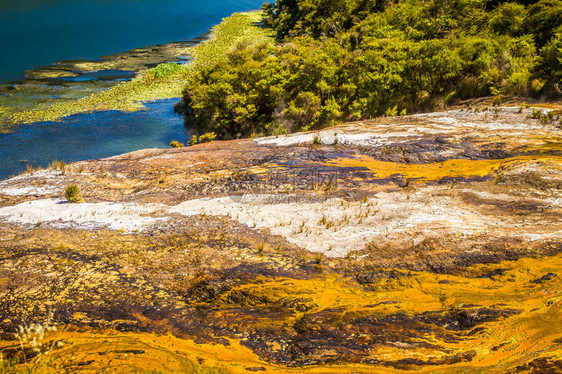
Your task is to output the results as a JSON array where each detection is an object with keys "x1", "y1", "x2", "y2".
[
  {"x1": 0, "y1": 10, "x2": 272, "y2": 131},
  {"x1": 0, "y1": 34, "x2": 209, "y2": 87},
  {"x1": 0, "y1": 36, "x2": 204, "y2": 134},
  {"x1": 0, "y1": 10, "x2": 273, "y2": 178}
]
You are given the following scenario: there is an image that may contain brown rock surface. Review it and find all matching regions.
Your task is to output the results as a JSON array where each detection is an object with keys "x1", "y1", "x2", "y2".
[{"x1": 0, "y1": 106, "x2": 561, "y2": 373}]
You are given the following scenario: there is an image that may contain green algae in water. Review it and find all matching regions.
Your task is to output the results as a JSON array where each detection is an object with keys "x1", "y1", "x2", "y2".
[{"x1": 0, "y1": 11, "x2": 274, "y2": 130}]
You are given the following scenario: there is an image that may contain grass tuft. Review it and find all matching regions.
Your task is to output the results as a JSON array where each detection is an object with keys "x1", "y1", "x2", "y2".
[{"x1": 65, "y1": 184, "x2": 84, "y2": 203}]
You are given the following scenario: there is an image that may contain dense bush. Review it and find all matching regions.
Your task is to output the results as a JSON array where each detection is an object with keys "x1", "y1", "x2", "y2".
[
  {"x1": 180, "y1": 0, "x2": 562, "y2": 138},
  {"x1": 65, "y1": 184, "x2": 83, "y2": 204},
  {"x1": 170, "y1": 140, "x2": 185, "y2": 148}
]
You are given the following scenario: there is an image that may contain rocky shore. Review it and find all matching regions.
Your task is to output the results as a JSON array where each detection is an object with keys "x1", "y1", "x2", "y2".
[{"x1": 0, "y1": 105, "x2": 561, "y2": 372}]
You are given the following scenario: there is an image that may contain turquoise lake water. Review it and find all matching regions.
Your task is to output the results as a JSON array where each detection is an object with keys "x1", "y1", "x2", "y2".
[
  {"x1": 0, "y1": 0, "x2": 265, "y2": 84},
  {"x1": 0, "y1": 0, "x2": 266, "y2": 180}
]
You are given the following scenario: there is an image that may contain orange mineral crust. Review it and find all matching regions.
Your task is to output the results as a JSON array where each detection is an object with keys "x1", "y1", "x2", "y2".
[{"x1": 1, "y1": 106, "x2": 561, "y2": 372}]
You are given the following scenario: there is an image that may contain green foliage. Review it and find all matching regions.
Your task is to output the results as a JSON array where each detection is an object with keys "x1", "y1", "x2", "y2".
[
  {"x1": 188, "y1": 132, "x2": 218, "y2": 145},
  {"x1": 170, "y1": 140, "x2": 185, "y2": 148},
  {"x1": 530, "y1": 78, "x2": 547, "y2": 94},
  {"x1": 532, "y1": 108, "x2": 545, "y2": 118},
  {"x1": 490, "y1": 2, "x2": 527, "y2": 36},
  {"x1": 149, "y1": 63, "x2": 186, "y2": 78},
  {"x1": 536, "y1": 27, "x2": 562, "y2": 94},
  {"x1": 50, "y1": 160, "x2": 66, "y2": 171},
  {"x1": 198, "y1": 132, "x2": 217, "y2": 143},
  {"x1": 263, "y1": 0, "x2": 386, "y2": 41},
  {"x1": 385, "y1": 106, "x2": 398, "y2": 117},
  {"x1": 65, "y1": 184, "x2": 83, "y2": 204},
  {"x1": 314, "y1": 253, "x2": 325, "y2": 265},
  {"x1": 188, "y1": 135, "x2": 198, "y2": 146},
  {"x1": 181, "y1": 0, "x2": 562, "y2": 139},
  {"x1": 523, "y1": 0, "x2": 562, "y2": 47},
  {"x1": 531, "y1": 108, "x2": 559, "y2": 124}
]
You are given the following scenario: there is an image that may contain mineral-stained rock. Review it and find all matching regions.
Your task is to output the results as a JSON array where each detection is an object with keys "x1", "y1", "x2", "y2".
[{"x1": 0, "y1": 106, "x2": 561, "y2": 372}]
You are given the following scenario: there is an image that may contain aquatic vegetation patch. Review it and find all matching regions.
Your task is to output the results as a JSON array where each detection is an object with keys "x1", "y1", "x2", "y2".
[{"x1": 147, "y1": 62, "x2": 185, "y2": 79}]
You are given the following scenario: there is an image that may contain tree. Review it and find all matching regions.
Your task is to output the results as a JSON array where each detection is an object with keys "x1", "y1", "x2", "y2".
[
  {"x1": 490, "y1": 2, "x2": 527, "y2": 35},
  {"x1": 524, "y1": 0, "x2": 562, "y2": 47}
]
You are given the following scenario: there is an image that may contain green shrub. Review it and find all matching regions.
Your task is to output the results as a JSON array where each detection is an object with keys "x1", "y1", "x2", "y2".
[
  {"x1": 65, "y1": 184, "x2": 83, "y2": 203},
  {"x1": 385, "y1": 106, "x2": 398, "y2": 117},
  {"x1": 532, "y1": 108, "x2": 544, "y2": 119},
  {"x1": 530, "y1": 78, "x2": 547, "y2": 95},
  {"x1": 536, "y1": 29, "x2": 562, "y2": 96},
  {"x1": 530, "y1": 108, "x2": 556, "y2": 125},
  {"x1": 50, "y1": 160, "x2": 66, "y2": 171},
  {"x1": 180, "y1": 0, "x2": 560, "y2": 139},
  {"x1": 198, "y1": 132, "x2": 217, "y2": 143},
  {"x1": 490, "y1": 2, "x2": 527, "y2": 36},
  {"x1": 170, "y1": 140, "x2": 184, "y2": 148},
  {"x1": 187, "y1": 132, "x2": 217, "y2": 146},
  {"x1": 491, "y1": 95, "x2": 502, "y2": 106},
  {"x1": 188, "y1": 135, "x2": 198, "y2": 146},
  {"x1": 314, "y1": 254, "x2": 324, "y2": 265}
]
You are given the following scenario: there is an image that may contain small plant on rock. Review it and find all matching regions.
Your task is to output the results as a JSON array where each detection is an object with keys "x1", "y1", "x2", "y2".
[
  {"x1": 531, "y1": 109, "x2": 544, "y2": 119},
  {"x1": 198, "y1": 132, "x2": 217, "y2": 143},
  {"x1": 64, "y1": 184, "x2": 83, "y2": 203},
  {"x1": 170, "y1": 140, "x2": 184, "y2": 148},
  {"x1": 188, "y1": 135, "x2": 198, "y2": 146},
  {"x1": 50, "y1": 160, "x2": 68, "y2": 175},
  {"x1": 12, "y1": 312, "x2": 64, "y2": 370},
  {"x1": 385, "y1": 105, "x2": 398, "y2": 116},
  {"x1": 188, "y1": 132, "x2": 217, "y2": 146},
  {"x1": 314, "y1": 253, "x2": 325, "y2": 265}
]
